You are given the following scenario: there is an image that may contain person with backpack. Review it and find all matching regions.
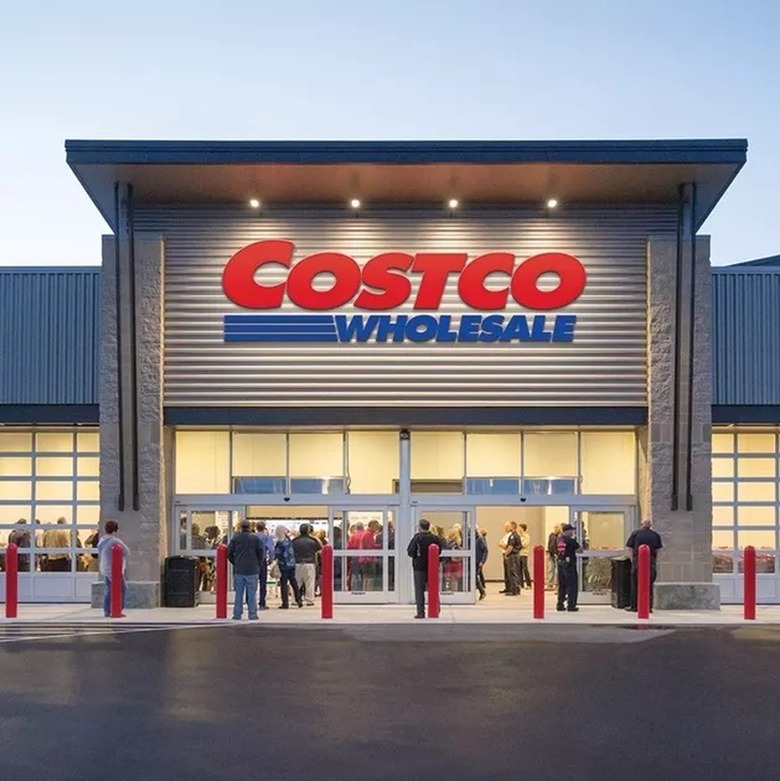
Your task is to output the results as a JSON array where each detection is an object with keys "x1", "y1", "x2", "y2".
[{"x1": 274, "y1": 525, "x2": 303, "y2": 609}]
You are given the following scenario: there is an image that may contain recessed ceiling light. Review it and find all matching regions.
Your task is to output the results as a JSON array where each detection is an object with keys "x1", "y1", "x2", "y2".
[
  {"x1": 248, "y1": 198, "x2": 261, "y2": 209},
  {"x1": 546, "y1": 198, "x2": 559, "y2": 209},
  {"x1": 448, "y1": 198, "x2": 459, "y2": 209},
  {"x1": 350, "y1": 198, "x2": 361, "y2": 209}
]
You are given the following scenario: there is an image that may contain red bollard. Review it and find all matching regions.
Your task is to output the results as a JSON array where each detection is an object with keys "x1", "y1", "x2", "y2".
[
  {"x1": 321, "y1": 544, "x2": 334, "y2": 619},
  {"x1": 110, "y1": 543, "x2": 124, "y2": 618},
  {"x1": 216, "y1": 543, "x2": 228, "y2": 619},
  {"x1": 427, "y1": 543, "x2": 440, "y2": 619},
  {"x1": 533, "y1": 544, "x2": 545, "y2": 619},
  {"x1": 744, "y1": 545, "x2": 756, "y2": 621},
  {"x1": 637, "y1": 543, "x2": 651, "y2": 619},
  {"x1": 5, "y1": 543, "x2": 18, "y2": 619}
]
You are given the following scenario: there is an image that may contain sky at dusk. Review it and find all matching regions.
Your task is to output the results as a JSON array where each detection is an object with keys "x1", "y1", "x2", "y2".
[{"x1": 1, "y1": 0, "x2": 778, "y2": 266}]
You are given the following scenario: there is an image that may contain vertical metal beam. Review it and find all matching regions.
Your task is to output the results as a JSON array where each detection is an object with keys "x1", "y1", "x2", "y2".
[
  {"x1": 673, "y1": 182, "x2": 697, "y2": 511},
  {"x1": 127, "y1": 185, "x2": 140, "y2": 511},
  {"x1": 113, "y1": 182, "x2": 125, "y2": 512}
]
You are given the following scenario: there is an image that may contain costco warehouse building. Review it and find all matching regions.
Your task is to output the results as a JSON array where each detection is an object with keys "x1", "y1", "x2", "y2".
[{"x1": 1, "y1": 138, "x2": 778, "y2": 609}]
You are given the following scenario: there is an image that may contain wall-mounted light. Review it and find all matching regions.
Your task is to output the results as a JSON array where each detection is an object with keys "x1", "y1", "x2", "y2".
[
  {"x1": 248, "y1": 198, "x2": 261, "y2": 209},
  {"x1": 350, "y1": 198, "x2": 361, "y2": 210},
  {"x1": 448, "y1": 198, "x2": 459, "y2": 210},
  {"x1": 546, "y1": 198, "x2": 559, "y2": 209}
]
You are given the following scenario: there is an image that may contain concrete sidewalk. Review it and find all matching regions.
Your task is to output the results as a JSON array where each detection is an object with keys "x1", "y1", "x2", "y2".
[{"x1": 0, "y1": 598, "x2": 776, "y2": 626}]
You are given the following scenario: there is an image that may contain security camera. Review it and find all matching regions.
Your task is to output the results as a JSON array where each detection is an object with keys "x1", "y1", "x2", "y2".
[
  {"x1": 520, "y1": 497, "x2": 527, "y2": 503},
  {"x1": 283, "y1": 496, "x2": 291, "y2": 503}
]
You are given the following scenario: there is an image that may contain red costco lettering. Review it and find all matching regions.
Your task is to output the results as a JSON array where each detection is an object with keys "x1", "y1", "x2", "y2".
[{"x1": 222, "y1": 240, "x2": 586, "y2": 311}]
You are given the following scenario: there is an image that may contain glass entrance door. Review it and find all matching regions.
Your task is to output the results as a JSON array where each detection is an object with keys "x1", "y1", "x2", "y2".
[
  {"x1": 329, "y1": 508, "x2": 395, "y2": 603},
  {"x1": 410, "y1": 509, "x2": 476, "y2": 605},
  {"x1": 569, "y1": 507, "x2": 632, "y2": 604},
  {"x1": 175, "y1": 507, "x2": 244, "y2": 602}
]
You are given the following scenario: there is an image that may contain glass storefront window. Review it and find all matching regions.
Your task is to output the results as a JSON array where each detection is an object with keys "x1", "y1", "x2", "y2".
[
  {"x1": 712, "y1": 482, "x2": 734, "y2": 502},
  {"x1": 737, "y1": 458, "x2": 776, "y2": 478},
  {"x1": 580, "y1": 431, "x2": 635, "y2": 494},
  {"x1": 411, "y1": 432, "x2": 463, "y2": 481},
  {"x1": 523, "y1": 432, "x2": 577, "y2": 477},
  {"x1": 76, "y1": 457, "x2": 100, "y2": 477},
  {"x1": 232, "y1": 433, "x2": 287, "y2": 478},
  {"x1": 712, "y1": 529, "x2": 735, "y2": 549},
  {"x1": 0, "y1": 481, "x2": 33, "y2": 500},
  {"x1": 0, "y1": 433, "x2": 33, "y2": 452},
  {"x1": 737, "y1": 433, "x2": 776, "y2": 453},
  {"x1": 712, "y1": 433, "x2": 735, "y2": 453},
  {"x1": 737, "y1": 482, "x2": 777, "y2": 502},
  {"x1": 712, "y1": 506, "x2": 734, "y2": 526},
  {"x1": 77, "y1": 432, "x2": 100, "y2": 452},
  {"x1": 36, "y1": 482, "x2": 74, "y2": 501},
  {"x1": 735, "y1": 506, "x2": 776, "y2": 526},
  {"x1": 289, "y1": 433, "x2": 343, "y2": 477},
  {"x1": 175, "y1": 431, "x2": 230, "y2": 493},
  {"x1": 465, "y1": 434, "x2": 520, "y2": 477},
  {"x1": 0, "y1": 457, "x2": 32, "y2": 476},
  {"x1": 35, "y1": 457, "x2": 74, "y2": 477},
  {"x1": 36, "y1": 432, "x2": 74, "y2": 452},
  {"x1": 711, "y1": 457, "x2": 734, "y2": 478},
  {"x1": 347, "y1": 432, "x2": 399, "y2": 494},
  {"x1": 736, "y1": 530, "x2": 776, "y2": 550}
]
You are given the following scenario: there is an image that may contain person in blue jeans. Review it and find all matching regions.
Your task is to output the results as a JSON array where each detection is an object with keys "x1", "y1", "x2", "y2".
[
  {"x1": 274, "y1": 525, "x2": 303, "y2": 609},
  {"x1": 227, "y1": 519, "x2": 264, "y2": 620},
  {"x1": 97, "y1": 520, "x2": 130, "y2": 618}
]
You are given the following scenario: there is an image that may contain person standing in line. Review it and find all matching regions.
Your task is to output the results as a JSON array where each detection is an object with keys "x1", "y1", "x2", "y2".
[
  {"x1": 255, "y1": 521, "x2": 275, "y2": 611},
  {"x1": 501, "y1": 521, "x2": 523, "y2": 596},
  {"x1": 556, "y1": 523, "x2": 582, "y2": 612},
  {"x1": 407, "y1": 519, "x2": 444, "y2": 619},
  {"x1": 275, "y1": 525, "x2": 303, "y2": 609},
  {"x1": 625, "y1": 519, "x2": 663, "y2": 612},
  {"x1": 546, "y1": 524, "x2": 561, "y2": 590},
  {"x1": 227, "y1": 519, "x2": 264, "y2": 621},
  {"x1": 43, "y1": 517, "x2": 72, "y2": 572},
  {"x1": 98, "y1": 520, "x2": 130, "y2": 618},
  {"x1": 517, "y1": 523, "x2": 533, "y2": 589},
  {"x1": 498, "y1": 524, "x2": 512, "y2": 593},
  {"x1": 8, "y1": 519, "x2": 31, "y2": 572},
  {"x1": 475, "y1": 527, "x2": 488, "y2": 600},
  {"x1": 292, "y1": 523, "x2": 322, "y2": 606}
]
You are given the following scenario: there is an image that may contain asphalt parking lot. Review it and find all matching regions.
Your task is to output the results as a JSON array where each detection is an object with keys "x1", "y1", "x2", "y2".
[{"x1": 0, "y1": 623, "x2": 778, "y2": 780}]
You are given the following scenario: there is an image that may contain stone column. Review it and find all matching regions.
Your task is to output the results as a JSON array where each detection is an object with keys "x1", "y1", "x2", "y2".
[
  {"x1": 95, "y1": 227, "x2": 168, "y2": 608},
  {"x1": 640, "y1": 232, "x2": 718, "y2": 609}
]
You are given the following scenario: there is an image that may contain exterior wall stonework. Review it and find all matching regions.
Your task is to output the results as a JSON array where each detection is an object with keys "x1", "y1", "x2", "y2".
[
  {"x1": 642, "y1": 236, "x2": 714, "y2": 595},
  {"x1": 100, "y1": 232, "x2": 168, "y2": 590}
]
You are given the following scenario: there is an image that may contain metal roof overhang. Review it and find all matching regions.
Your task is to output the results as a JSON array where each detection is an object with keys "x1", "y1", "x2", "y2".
[{"x1": 65, "y1": 139, "x2": 747, "y2": 231}]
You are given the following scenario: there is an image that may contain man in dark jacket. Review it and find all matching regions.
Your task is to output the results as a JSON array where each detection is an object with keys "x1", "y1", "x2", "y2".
[
  {"x1": 556, "y1": 524, "x2": 582, "y2": 612},
  {"x1": 407, "y1": 519, "x2": 444, "y2": 619},
  {"x1": 227, "y1": 519, "x2": 264, "y2": 620},
  {"x1": 626, "y1": 519, "x2": 663, "y2": 612}
]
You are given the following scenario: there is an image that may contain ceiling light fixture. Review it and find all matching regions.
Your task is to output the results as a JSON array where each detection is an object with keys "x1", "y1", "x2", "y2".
[
  {"x1": 448, "y1": 198, "x2": 459, "y2": 209},
  {"x1": 546, "y1": 198, "x2": 559, "y2": 209},
  {"x1": 248, "y1": 198, "x2": 261, "y2": 209},
  {"x1": 350, "y1": 198, "x2": 361, "y2": 209}
]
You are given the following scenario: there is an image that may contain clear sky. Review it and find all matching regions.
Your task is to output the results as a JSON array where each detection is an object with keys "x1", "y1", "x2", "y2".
[{"x1": 1, "y1": 0, "x2": 778, "y2": 266}]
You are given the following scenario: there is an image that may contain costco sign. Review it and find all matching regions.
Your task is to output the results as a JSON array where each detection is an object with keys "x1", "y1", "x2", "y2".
[{"x1": 221, "y1": 240, "x2": 586, "y2": 343}]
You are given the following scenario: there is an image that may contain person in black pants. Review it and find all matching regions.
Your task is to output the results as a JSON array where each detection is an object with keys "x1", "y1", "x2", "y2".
[
  {"x1": 625, "y1": 519, "x2": 663, "y2": 612},
  {"x1": 475, "y1": 527, "x2": 488, "y2": 600},
  {"x1": 501, "y1": 522, "x2": 523, "y2": 596},
  {"x1": 556, "y1": 524, "x2": 582, "y2": 612},
  {"x1": 406, "y1": 519, "x2": 444, "y2": 618}
]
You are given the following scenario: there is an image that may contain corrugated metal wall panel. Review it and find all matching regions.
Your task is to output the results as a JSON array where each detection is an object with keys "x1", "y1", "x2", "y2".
[
  {"x1": 135, "y1": 206, "x2": 676, "y2": 407},
  {"x1": 0, "y1": 269, "x2": 100, "y2": 404},
  {"x1": 712, "y1": 270, "x2": 780, "y2": 404}
]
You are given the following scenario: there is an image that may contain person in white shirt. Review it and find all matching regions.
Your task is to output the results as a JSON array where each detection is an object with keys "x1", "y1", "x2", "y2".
[{"x1": 518, "y1": 523, "x2": 533, "y2": 589}]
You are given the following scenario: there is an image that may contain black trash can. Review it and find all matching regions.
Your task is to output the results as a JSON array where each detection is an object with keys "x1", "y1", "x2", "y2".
[
  {"x1": 164, "y1": 556, "x2": 200, "y2": 607},
  {"x1": 611, "y1": 557, "x2": 632, "y2": 609}
]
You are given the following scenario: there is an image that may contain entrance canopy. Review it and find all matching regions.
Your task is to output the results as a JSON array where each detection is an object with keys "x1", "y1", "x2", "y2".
[{"x1": 66, "y1": 139, "x2": 747, "y2": 231}]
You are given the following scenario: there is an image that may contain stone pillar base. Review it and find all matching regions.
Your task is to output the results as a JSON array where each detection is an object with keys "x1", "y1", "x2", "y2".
[
  {"x1": 90, "y1": 580, "x2": 161, "y2": 609},
  {"x1": 654, "y1": 582, "x2": 720, "y2": 610}
]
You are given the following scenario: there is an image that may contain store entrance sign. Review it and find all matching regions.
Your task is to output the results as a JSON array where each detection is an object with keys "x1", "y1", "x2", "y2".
[{"x1": 221, "y1": 240, "x2": 586, "y2": 344}]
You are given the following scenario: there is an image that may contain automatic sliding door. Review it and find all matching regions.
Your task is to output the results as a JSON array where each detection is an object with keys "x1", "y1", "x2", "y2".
[{"x1": 330, "y1": 508, "x2": 395, "y2": 603}]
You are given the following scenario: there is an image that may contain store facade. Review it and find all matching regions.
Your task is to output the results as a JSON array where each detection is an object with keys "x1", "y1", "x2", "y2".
[{"x1": 1, "y1": 139, "x2": 767, "y2": 607}]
